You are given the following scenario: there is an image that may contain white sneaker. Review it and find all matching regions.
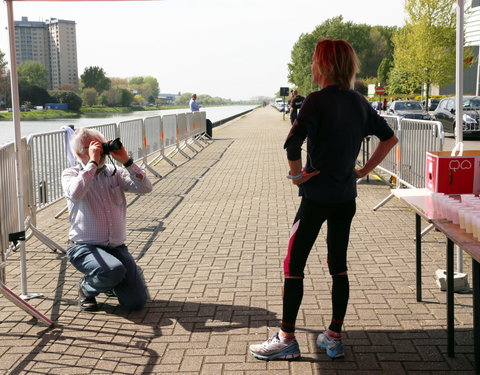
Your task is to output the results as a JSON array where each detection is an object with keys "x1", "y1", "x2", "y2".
[
  {"x1": 250, "y1": 332, "x2": 301, "y2": 360},
  {"x1": 316, "y1": 330, "x2": 344, "y2": 358}
]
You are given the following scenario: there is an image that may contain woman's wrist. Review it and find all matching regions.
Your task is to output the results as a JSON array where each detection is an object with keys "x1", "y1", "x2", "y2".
[{"x1": 287, "y1": 171, "x2": 303, "y2": 180}]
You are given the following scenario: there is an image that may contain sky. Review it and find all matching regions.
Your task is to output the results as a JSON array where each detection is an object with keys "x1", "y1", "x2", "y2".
[{"x1": 0, "y1": 0, "x2": 407, "y2": 101}]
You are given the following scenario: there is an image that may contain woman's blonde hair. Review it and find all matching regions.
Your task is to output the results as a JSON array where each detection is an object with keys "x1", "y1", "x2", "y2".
[{"x1": 312, "y1": 37, "x2": 360, "y2": 90}]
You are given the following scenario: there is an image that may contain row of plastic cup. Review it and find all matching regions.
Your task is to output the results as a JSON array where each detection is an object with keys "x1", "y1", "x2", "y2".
[{"x1": 431, "y1": 193, "x2": 480, "y2": 238}]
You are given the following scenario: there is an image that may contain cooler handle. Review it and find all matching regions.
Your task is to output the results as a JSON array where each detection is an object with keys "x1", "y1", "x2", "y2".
[{"x1": 450, "y1": 142, "x2": 464, "y2": 157}]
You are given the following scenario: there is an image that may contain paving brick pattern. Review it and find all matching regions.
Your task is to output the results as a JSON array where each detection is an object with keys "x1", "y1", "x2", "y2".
[{"x1": 0, "y1": 107, "x2": 475, "y2": 374}]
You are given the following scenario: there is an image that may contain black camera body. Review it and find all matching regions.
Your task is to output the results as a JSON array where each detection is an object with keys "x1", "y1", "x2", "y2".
[{"x1": 102, "y1": 138, "x2": 122, "y2": 155}]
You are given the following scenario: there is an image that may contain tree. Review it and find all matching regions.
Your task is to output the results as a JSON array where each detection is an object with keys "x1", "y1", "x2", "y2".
[
  {"x1": 288, "y1": 16, "x2": 396, "y2": 96},
  {"x1": 133, "y1": 94, "x2": 145, "y2": 105},
  {"x1": 82, "y1": 88, "x2": 98, "y2": 107},
  {"x1": 18, "y1": 61, "x2": 49, "y2": 89},
  {"x1": 143, "y1": 76, "x2": 160, "y2": 100},
  {"x1": 81, "y1": 66, "x2": 111, "y2": 93},
  {"x1": 174, "y1": 92, "x2": 193, "y2": 105},
  {"x1": 0, "y1": 49, "x2": 9, "y2": 108},
  {"x1": 58, "y1": 83, "x2": 79, "y2": 93},
  {"x1": 49, "y1": 90, "x2": 82, "y2": 111},
  {"x1": 389, "y1": 0, "x2": 461, "y2": 102},
  {"x1": 20, "y1": 85, "x2": 51, "y2": 106},
  {"x1": 119, "y1": 88, "x2": 134, "y2": 107}
]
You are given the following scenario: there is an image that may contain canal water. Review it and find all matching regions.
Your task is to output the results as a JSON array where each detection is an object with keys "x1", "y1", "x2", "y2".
[{"x1": 0, "y1": 105, "x2": 256, "y2": 145}]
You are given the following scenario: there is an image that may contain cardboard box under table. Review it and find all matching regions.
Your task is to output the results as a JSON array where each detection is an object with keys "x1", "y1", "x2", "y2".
[{"x1": 426, "y1": 150, "x2": 480, "y2": 194}]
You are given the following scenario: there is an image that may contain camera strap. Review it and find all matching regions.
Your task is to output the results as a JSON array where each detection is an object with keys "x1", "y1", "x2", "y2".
[{"x1": 107, "y1": 154, "x2": 117, "y2": 176}]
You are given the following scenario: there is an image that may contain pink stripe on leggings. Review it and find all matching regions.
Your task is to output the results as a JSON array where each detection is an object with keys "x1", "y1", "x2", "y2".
[{"x1": 284, "y1": 220, "x2": 300, "y2": 276}]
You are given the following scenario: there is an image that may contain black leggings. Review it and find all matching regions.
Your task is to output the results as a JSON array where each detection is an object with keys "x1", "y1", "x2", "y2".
[{"x1": 281, "y1": 197, "x2": 356, "y2": 333}]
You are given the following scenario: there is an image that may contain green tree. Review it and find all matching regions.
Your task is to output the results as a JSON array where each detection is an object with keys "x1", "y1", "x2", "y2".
[
  {"x1": 288, "y1": 16, "x2": 396, "y2": 96},
  {"x1": 18, "y1": 61, "x2": 49, "y2": 89},
  {"x1": 0, "y1": 49, "x2": 9, "y2": 108},
  {"x1": 389, "y1": 0, "x2": 460, "y2": 102},
  {"x1": 143, "y1": 76, "x2": 160, "y2": 100},
  {"x1": 49, "y1": 90, "x2": 82, "y2": 111},
  {"x1": 20, "y1": 85, "x2": 51, "y2": 106},
  {"x1": 174, "y1": 92, "x2": 193, "y2": 105},
  {"x1": 81, "y1": 66, "x2": 111, "y2": 93},
  {"x1": 82, "y1": 88, "x2": 98, "y2": 107},
  {"x1": 119, "y1": 88, "x2": 134, "y2": 107},
  {"x1": 133, "y1": 94, "x2": 145, "y2": 105}
]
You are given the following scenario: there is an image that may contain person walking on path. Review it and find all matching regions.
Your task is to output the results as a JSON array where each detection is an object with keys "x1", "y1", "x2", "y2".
[
  {"x1": 289, "y1": 89, "x2": 305, "y2": 125},
  {"x1": 62, "y1": 128, "x2": 153, "y2": 312},
  {"x1": 249, "y1": 37, "x2": 398, "y2": 361},
  {"x1": 189, "y1": 93, "x2": 201, "y2": 112}
]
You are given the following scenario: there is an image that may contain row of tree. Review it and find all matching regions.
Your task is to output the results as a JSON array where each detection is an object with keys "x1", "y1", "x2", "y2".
[
  {"x1": 0, "y1": 58, "x2": 242, "y2": 109},
  {"x1": 287, "y1": 0, "x2": 466, "y2": 104}
]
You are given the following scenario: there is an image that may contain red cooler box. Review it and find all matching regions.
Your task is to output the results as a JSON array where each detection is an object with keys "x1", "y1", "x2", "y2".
[{"x1": 426, "y1": 150, "x2": 480, "y2": 194}]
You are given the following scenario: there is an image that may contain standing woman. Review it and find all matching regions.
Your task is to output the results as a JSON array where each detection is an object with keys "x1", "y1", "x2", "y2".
[{"x1": 250, "y1": 38, "x2": 398, "y2": 360}]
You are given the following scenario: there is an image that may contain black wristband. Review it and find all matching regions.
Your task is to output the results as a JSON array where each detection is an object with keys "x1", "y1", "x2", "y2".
[
  {"x1": 123, "y1": 158, "x2": 133, "y2": 168},
  {"x1": 89, "y1": 160, "x2": 98, "y2": 167}
]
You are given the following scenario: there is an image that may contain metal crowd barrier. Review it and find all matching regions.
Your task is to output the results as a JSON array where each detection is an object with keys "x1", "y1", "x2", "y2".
[
  {"x1": 0, "y1": 140, "x2": 31, "y2": 271},
  {"x1": 0, "y1": 140, "x2": 55, "y2": 326},
  {"x1": 364, "y1": 117, "x2": 444, "y2": 211},
  {"x1": 0, "y1": 108, "x2": 222, "y2": 326},
  {"x1": 28, "y1": 130, "x2": 70, "y2": 210}
]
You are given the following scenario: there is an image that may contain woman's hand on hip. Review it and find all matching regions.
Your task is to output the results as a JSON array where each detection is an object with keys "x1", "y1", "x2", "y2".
[{"x1": 292, "y1": 169, "x2": 320, "y2": 185}]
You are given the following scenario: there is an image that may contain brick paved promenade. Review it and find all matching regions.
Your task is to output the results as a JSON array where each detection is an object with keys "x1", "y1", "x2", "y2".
[{"x1": 0, "y1": 106, "x2": 475, "y2": 374}]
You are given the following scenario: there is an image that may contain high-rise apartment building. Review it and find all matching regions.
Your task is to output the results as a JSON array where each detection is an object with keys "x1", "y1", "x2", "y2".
[{"x1": 14, "y1": 17, "x2": 78, "y2": 90}]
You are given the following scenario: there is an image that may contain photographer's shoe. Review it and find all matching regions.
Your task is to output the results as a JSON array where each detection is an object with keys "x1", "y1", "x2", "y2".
[
  {"x1": 104, "y1": 289, "x2": 116, "y2": 298},
  {"x1": 78, "y1": 279, "x2": 97, "y2": 312}
]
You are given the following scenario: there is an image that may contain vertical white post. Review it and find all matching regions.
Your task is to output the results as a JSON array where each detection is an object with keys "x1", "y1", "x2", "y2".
[
  {"x1": 6, "y1": 0, "x2": 29, "y2": 296},
  {"x1": 456, "y1": 0, "x2": 464, "y2": 273}
]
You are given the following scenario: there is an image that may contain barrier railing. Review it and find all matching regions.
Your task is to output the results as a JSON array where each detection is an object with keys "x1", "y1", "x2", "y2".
[
  {"x1": 0, "y1": 140, "x2": 54, "y2": 326},
  {"x1": 0, "y1": 107, "x2": 263, "y2": 326},
  {"x1": 368, "y1": 116, "x2": 401, "y2": 187},
  {"x1": 28, "y1": 130, "x2": 70, "y2": 210},
  {"x1": 176, "y1": 113, "x2": 196, "y2": 157},
  {"x1": 364, "y1": 117, "x2": 444, "y2": 211}
]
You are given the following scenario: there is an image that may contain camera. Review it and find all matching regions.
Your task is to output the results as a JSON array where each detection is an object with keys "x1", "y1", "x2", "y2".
[{"x1": 102, "y1": 138, "x2": 122, "y2": 155}]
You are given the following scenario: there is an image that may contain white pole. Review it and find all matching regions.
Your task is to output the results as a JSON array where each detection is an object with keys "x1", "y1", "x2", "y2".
[
  {"x1": 455, "y1": 0, "x2": 464, "y2": 273},
  {"x1": 6, "y1": 0, "x2": 29, "y2": 296}
]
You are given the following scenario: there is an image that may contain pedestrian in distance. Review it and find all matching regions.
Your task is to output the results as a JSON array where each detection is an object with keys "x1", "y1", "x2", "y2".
[
  {"x1": 289, "y1": 89, "x2": 305, "y2": 125},
  {"x1": 62, "y1": 128, "x2": 153, "y2": 312},
  {"x1": 189, "y1": 93, "x2": 201, "y2": 112},
  {"x1": 249, "y1": 37, "x2": 398, "y2": 361}
]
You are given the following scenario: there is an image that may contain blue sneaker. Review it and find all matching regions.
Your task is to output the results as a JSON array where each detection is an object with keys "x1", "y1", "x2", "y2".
[
  {"x1": 250, "y1": 332, "x2": 301, "y2": 360},
  {"x1": 316, "y1": 331, "x2": 344, "y2": 358}
]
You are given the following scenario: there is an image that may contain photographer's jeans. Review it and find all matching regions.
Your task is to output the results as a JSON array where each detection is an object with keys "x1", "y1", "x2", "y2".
[{"x1": 67, "y1": 243, "x2": 147, "y2": 310}]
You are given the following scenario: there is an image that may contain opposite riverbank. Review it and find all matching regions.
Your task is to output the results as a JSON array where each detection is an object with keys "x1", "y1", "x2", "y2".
[{"x1": 0, "y1": 104, "x2": 194, "y2": 121}]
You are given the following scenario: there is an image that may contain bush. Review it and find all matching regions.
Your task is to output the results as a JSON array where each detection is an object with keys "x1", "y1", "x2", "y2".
[
  {"x1": 49, "y1": 90, "x2": 83, "y2": 111},
  {"x1": 20, "y1": 85, "x2": 51, "y2": 106}
]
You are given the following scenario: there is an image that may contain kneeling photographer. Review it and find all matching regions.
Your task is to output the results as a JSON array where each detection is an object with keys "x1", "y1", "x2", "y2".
[{"x1": 62, "y1": 128, "x2": 152, "y2": 312}]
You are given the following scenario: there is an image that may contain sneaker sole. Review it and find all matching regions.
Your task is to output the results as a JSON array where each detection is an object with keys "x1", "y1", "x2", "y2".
[{"x1": 251, "y1": 351, "x2": 301, "y2": 361}]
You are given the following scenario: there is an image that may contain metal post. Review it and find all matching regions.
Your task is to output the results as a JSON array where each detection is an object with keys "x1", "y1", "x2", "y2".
[
  {"x1": 416, "y1": 213, "x2": 422, "y2": 302},
  {"x1": 6, "y1": 0, "x2": 28, "y2": 298},
  {"x1": 455, "y1": 0, "x2": 465, "y2": 273},
  {"x1": 447, "y1": 239, "x2": 455, "y2": 358},
  {"x1": 473, "y1": 259, "x2": 479, "y2": 374}
]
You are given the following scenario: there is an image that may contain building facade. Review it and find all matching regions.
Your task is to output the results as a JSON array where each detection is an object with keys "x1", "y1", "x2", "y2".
[{"x1": 14, "y1": 17, "x2": 78, "y2": 90}]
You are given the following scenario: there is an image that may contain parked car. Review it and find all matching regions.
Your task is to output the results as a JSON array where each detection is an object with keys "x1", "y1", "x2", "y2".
[
  {"x1": 386, "y1": 100, "x2": 431, "y2": 120},
  {"x1": 428, "y1": 98, "x2": 440, "y2": 111},
  {"x1": 371, "y1": 101, "x2": 383, "y2": 111},
  {"x1": 433, "y1": 96, "x2": 480, "y2": 137}
]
